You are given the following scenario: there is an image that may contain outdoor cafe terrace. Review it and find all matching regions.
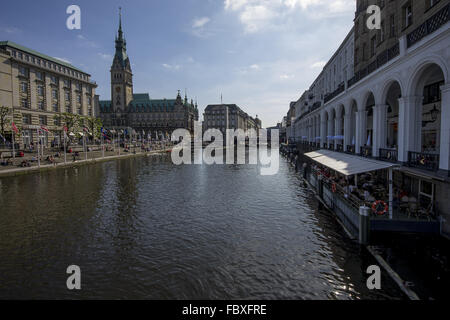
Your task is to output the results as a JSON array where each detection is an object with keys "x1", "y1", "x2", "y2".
[{"x1": 297, "y1": 148, "x2": 440, "y2": 237}]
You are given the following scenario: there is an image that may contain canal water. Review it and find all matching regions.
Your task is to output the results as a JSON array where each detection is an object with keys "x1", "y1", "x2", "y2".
[{"x1": 0, "y1": 153, "x2": 404, "y2": 299}]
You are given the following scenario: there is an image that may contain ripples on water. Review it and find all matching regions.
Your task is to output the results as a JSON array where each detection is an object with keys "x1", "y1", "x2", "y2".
[{"x1": 0, "y1": 154, "x2": 403, "y2": 299}]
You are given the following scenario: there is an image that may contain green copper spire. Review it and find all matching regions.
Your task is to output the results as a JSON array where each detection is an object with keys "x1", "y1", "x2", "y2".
[
  {"x1": 114, "y1": 6, "x2": 129, "y2": 69},
  {"x1": 118, "y1": 7, "x2": 123, "y2": 40}
]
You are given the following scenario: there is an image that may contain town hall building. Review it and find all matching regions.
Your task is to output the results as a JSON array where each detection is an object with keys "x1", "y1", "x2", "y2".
[{"x1": 96, "y1": 10, "x2": 199, "y2": 138}]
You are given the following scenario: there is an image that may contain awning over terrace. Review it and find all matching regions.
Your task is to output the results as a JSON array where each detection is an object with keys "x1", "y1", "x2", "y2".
[{"x1": 304, "y1": 150, "x2": 399, "y2": 177}]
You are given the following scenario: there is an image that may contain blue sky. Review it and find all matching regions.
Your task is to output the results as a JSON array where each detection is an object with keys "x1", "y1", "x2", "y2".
[{"x1": 0, "y1": 0, "x2": 355, "y2": 127}]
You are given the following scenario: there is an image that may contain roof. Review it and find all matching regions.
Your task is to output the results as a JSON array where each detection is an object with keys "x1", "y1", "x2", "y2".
[
  {"x1": 304, "y1": 150, "x2": 398, "y2": 176},
  {"x1": 0, "y1": 40, "x2": 87, "y2": 74},
  {"x1": 99, "y1": 92, "x2": 198, "y2": 113}
]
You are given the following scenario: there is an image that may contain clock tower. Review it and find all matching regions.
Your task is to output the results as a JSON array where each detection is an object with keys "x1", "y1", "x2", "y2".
[{"x1": 111, "y1": 7, "x2": 133, "y2": 112}]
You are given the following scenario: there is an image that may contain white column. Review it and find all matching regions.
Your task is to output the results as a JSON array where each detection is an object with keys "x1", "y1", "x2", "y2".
[
  {"x1": 439, "y1": 84, "x2": 450, "y2": 173},
  {"x1": 308, "y1": 121, "x2": 313, "y2": 142},
  {"x1": 373, "y1": 104, "x2": 388, "y2": 157},
  {"x1": 398, "y1": 96, "x2": 422, "y2": 163},
  {"x1": 344, "y1": 114, "x2": 351, "y2": 151},
  {"x1": 327, "y1": 118, "x2": 333, "y2": 146},
  {"x1": 355, "y1": 110, "x2": 366, "y2": 154},
  {"x1": 320, "y1": 120, "x2": 326, "y2": 148},
  {"x1": 335, "y1": 112, "x2": 343, "y2": 148}
]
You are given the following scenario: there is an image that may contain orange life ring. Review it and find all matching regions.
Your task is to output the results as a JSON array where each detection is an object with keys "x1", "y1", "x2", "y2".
[
  {"x1": 372, "y1": 200, "x2": 388, "y2": 216},
  {"x1": 331, "y1": 183, "x2": 337, "y2": 193}
]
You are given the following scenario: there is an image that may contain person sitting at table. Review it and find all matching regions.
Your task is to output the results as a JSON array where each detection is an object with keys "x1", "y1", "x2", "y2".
[
  {"x1": 20, "y1": 160, "x2": 30, "y2": 167},
  {"x1": 46, "y1": 155, "x2": 55, "y2": 163},
  {"x1": 364, "y1": 189, "x2": 376, "y2": 202}
]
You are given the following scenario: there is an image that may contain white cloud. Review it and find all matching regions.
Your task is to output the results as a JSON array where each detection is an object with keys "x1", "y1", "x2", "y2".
[
  {"x1": 75, "y1": 34, "x2": 99, "y2": 48},
  {"x1": 279, "y1": 74, "x2": 294, "y2": 79},
  {"x1": 240, "y1": 4, "x2": 276, "y2": 33},
  {"x1": 224, "y1": 0, "x2": 354, "y2": 33},
  {"x1": 98, "y1": 53, "x2": 113, "y2": 61},
  {"x1": 54, "y1": 57, "x2": 71, "y2": 64},
  {"x1": 0, "y1": 26, "x2": 21, "y2": 34},
  {"x1": 190, "y1": 16, "x2": 216, "y2": 38},
  {"x1": 224, "y1": 0, "x2": 249, "y2": 11},
  {"x1": 162, "y1": 63, "x2": 181, "y2": 71},
  {"x1": 310, "y1": 61, "x2": 326, "y2": 69},
  {"x1": 192, "y1": 17, "x2": 211, "y2": 28}
]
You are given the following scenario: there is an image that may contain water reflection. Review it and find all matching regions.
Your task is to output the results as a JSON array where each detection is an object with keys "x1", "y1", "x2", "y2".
[{"x1": 0, "y1": 154, "x2": 403, "y2": 299}]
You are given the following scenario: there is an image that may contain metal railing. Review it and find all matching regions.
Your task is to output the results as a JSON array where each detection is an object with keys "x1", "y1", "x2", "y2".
[
  {"x1": 348, "y1": 42, "x2": 400, "y2": 89},
  {"x1": 408, "y1": 151, "x2": 440, "y2": 172},
  {"x1": 407, "y1": 4, "x2": 449, "y2": 48},
  {"x1": 324, "y1": 82, "x2": 345, "y2": 104},
  {"x1": 360, "y1": 146, "x2": 372, "y2": 158},
  {"x1": 346, "y1": 145, "x2": 355, "y2": 154},
  {"x1": 379, "y1": 148, "x2": 398, "y2": 163}
]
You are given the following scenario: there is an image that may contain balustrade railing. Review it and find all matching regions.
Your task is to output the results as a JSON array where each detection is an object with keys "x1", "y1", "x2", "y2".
[
  {"x1": 407, "y1": 4, "x2": 449, "y2": 48},
  {"x1": 379, "y1": 148, "x2": 398, "y2": 163},
  {"x1": 360, "y1": 146, "x2": 372, "y2": 158},
  {"x1": 347, "y1": 42, "x2": 400, "y2": 89},
  {"x1": 408, "y1": 151, "x2": 440, "y2": 172}
]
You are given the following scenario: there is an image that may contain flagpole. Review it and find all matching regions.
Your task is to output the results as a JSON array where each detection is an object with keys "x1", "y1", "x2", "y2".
[
  {"x1": 63, "y1": 130, "x2": 67, "y2": 164},
  {"x1": 11, "y1": 106, "x2": 15, "y2": 159},
  {"x1": 101, "y1": 130, "x2": 105, "y2": 158},
  {"x1": 36, "y1": 128, "x2": 40, "y2": 168},
  {"x1": 12, "y1": 130, "x2": 15, "y2": 159},
  {"x1": 84, "y1": 134, "x2": 87, "y2": 161}
]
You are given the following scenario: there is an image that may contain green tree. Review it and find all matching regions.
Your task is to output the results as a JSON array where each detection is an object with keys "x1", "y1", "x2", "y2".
[
  {"x1": 0, "y1": 106, "x2": 11, "y2": 137},
  {"x1": 54, "y1": 113, "x2": 80, "y2": 134},
  {"x1": 84, "y1": 116, "x2": 103, "y2": 140}
]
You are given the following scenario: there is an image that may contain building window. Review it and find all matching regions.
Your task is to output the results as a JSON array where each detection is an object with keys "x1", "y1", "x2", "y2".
[
  {"x1": 19, "y1": 66, "x2": 28, "y2": 77},
  {"x1": 50, "y1": 75, "x2": 58, "y2": 85},
  {"x1": 404, "y1": 3, "x2": 413, "y2": 29},
  {"x1": 77, "y1": 106, "x2": 82, "y2": 115},
  {"x1": 21, "y1": 98, "x2": 29, "y2": 109},
  {"x1": 53, "y1": 102, "x2": 59, "y2": 112},
  {"x1": 65, "y1": 91, "x2": 70, "y2": 101},
  {"x1": 37, "y1": 85, "x2": 44, "y2": 96},
  {"x1": 39, "y1": 115, "x2": 47, "y2": 125},
  {"x1": 54, "y1": 117, "x2": 61, "y2": 126},
  {"x1": 379, "y1": 21, "x2": 385, "y2": 43},
  {"x1": 38, "y1": 101, "x2": 45, "y2": 110},
  {"x1": 77, "y1": 95, "x2": 82, "y2": 103},
  {"x1": 362, "y1": 43, "x2": 367, "y2": 61},
  {"x1": 20, "y1": 82, "x2": 28, "y2": 93},
  {"x1": 35, "y1": 71, "x2": 44, "y2": 81},
  {"x1": 22, "y1": 114, "x2": 31, "y2": 124},
  {"x1": 52, "y1": 89, "x2": 58, "y2": 99},
  {"x1": 371, "y1": 35, "x2": 377, "y2": 57},
  {"x1": 390, "y1": 14, "x2": 396, "y2": 37}
]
